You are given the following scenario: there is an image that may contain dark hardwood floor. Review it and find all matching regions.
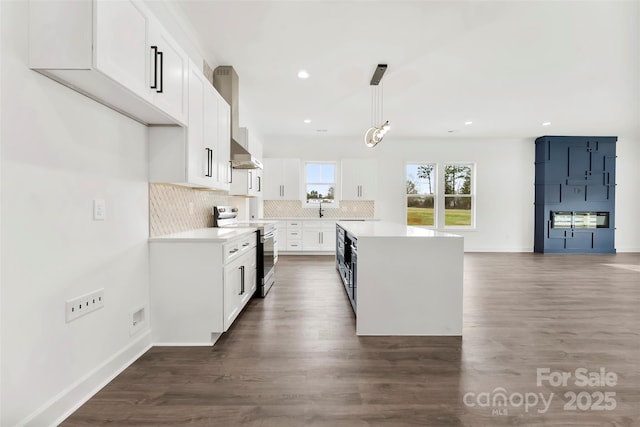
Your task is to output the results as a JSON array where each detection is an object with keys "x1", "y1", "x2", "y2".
[{"x1": 62, "y1": 254, "x2": 640, "y2": 427}]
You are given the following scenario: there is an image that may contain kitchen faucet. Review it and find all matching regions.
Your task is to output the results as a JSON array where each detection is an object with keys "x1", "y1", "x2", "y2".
[{"x1": 319, "y1": 199, "x2": 324, "y2": 218}]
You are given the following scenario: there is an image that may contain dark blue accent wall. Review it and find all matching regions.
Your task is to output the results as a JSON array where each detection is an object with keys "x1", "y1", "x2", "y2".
[{"x1": 534, "y1": 136, "x2": 617, "y2": 253}]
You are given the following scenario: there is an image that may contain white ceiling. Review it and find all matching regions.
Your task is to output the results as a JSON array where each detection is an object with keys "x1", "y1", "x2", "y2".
[{"x1": 174, "y1": 0, "x2": 640, "y2": 140}]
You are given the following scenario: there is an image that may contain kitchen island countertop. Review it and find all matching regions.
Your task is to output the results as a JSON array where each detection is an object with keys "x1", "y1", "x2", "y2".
[
  {"x1": 336, "y1": 221, "x2": 459, "y2": 238},
  {"x1": 149, "y1": 227, "x2": 257, "y2": 242}
]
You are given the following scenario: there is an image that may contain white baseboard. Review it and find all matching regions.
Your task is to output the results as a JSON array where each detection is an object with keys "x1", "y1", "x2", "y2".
[
  {"x1": 616, "y1": 248, "x2": 640, "y2": 253},
  {"x1": 19, "y1": 330, "x2": 152, "y2": 427},
  {"x1": 463, "y1": 248, "x2": 533, "y2": 253}
]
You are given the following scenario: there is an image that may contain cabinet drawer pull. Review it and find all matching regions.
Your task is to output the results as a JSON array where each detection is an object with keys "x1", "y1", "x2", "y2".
[
  {"x1": 205, "y1": 148, "x2": 213, "y2": 177},
  {"x1": 150, "y1": 46, "x2": 159, "y2": 89},
  {"x1": 229, "y1": 248, "x2": 239, "y2": 254},
  {"x1": 239, "y1": 265, "x2": 245, "y2": 295},
  {"x1": 157, "y1": 51, "x2": 163, "y2": 93},
  {"x1": 242, "y1": 242, "x2": 250, "y2": 247}
]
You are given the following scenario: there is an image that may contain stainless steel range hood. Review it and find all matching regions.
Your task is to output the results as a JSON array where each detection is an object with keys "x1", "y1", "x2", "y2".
[{"x1": 213, "y1": 66, "x2": 262, "y2": 169}]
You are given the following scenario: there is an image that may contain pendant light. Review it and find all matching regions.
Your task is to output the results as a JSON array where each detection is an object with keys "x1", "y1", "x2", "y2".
[{"x1": 364, "y1": 64, "x2": 390, "y2": 148}]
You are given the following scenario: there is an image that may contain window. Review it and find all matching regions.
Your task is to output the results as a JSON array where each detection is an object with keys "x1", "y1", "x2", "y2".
[
  {"x1": 444, "y1": 163, "x2": 473, "y2": 227},
  {"x1": 305, "y1": 162, "x2": 336, "y2": 204},
  {"x1": 406, "y1": 163, "x2": 436, "y2": 226}
]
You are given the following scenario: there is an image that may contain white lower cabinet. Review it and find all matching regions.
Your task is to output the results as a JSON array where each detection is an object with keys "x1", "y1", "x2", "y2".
[
  {"x1": 285, "y1": 221, "x2": 303, "y2": 251},
  {"x1": 275, "y1": 220, "x2": 335, "y2": 252},
  {"x1": 223, "y1": 248, "x2": 256, "y2": 330},
  {"x1": 302, "y1": 221, "x2": 336, "y2": 251},
  {"x1": 149, "y1": 231, "x2": 257, "y2": 345}
]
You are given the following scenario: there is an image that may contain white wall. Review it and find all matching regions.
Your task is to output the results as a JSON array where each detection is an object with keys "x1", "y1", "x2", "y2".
[
  {"x1": 615, "y1": 136, "x2": 640, "y2": 252},
  {"x1": 264, "y1": 134, "x2": 640, "y2": 252},
  {"x1": 1, "y1": 3, "x2": 151, "y2": 426}
]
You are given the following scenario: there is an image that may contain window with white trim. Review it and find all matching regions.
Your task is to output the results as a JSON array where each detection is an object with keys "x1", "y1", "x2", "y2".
[
  {"x1": 444, "y1": 163, "x2": 473, "y2": 227},
  {"x1": 305, "y1": 162, "x2": 336, "y2": 204},
  {"x1": 405, "y1": 162, "x2": 475, "y2": 228},
  {"x1": 406, "y1": 163, "x2": 436, "y2": 226}
]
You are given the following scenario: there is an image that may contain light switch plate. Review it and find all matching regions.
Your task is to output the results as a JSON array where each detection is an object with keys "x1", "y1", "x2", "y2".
[{"x1": 93, "y1": 199, "x2": 106, "y2": 220}]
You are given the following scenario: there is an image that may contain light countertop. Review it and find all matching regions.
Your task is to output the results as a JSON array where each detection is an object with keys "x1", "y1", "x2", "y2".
[
  {"x1": 336, "y1": 221, "x2": 461, "y2": 238},
  {"x1": 262, "y1": 217, "x2": 377, "y2": 221},
  {"x1": 149, "y1": 227, "x2": 257, "y2": 242}
]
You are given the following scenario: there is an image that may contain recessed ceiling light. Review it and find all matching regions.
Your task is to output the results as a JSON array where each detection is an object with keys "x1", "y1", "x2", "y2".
[
  {"x1": 448, "y1": 130, "x2": 455, "y2": 133},
  {"x1": 542, "y1": 122, "x2": 551, "y2": 126},
  {"x1": 316, "y1": 129, "x2": 328, "y2": 133},
  {"x1": 303, "y1": 119, "x2": 311, "y2": 124},
  {"x1": 464, "y1": 121, "x2": 473, "y2": 125},
  {"x1": 297, "y1": 70, "x2": 310, "y2": 79}
]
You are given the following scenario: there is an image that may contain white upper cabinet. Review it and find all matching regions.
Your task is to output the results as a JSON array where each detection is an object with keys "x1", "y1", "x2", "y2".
[
  {"x1": 217, "y1": 98, "x2": 232, "y2": 190},
  {"x1": 263, "y1": 158, "x2": 301, "y2": 200},
  {"x1": 230, "y1": 169, "x2": 261, "y2": 197},
  {"x1": 93, "y1": 0, "x2": 148, "y2": 100},
  {"x1": 147, "y1": 19, "x2": 188, "y2": 124},
  {"x1": 341, "y1": 159, "x2": 378, "y2": 200},
  {"x1": 186, "y1": 63, "x2": 209, "y2": 187},
  {"x1": 29, "y1": 0, "x2": 186, "y2": 126},
  {"x1": 148, "y1": 61, "x2": 231, "y2": 190},
  {"x1": 230, "y1": 130, "x2": 263, "y2": 197}
]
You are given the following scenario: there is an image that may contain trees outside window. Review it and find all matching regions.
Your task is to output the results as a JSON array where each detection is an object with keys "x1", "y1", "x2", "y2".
[
  {"x1": 305, "y1": 162, "x2": 336, "y2": 203},
  {"x1": 406, "y1": 163, "x2": 436, "y2": 226},
  {"x1": 406, "y1": 162, "x2": 474, "y2": 228},
  {"x1": 444, "y1": 164, "x2": 473, "y2": 226}
]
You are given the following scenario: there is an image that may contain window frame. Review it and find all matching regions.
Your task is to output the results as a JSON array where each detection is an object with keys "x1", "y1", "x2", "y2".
[
  {"x1": 442, "y1": 162, "x2": 475, "y2": 229},
  {"x1": 303, "y1": 161, "x2": 339, "y2": 208},
  {"x1": 404, "y1": 161, "x2": 476, "y2": 230},
  {"x1": 405, "y1": 162, "x2": 438, "y2": 228}
]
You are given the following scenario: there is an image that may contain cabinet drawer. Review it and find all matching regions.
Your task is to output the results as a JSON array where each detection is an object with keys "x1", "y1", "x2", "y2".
[
  {"x1": 286, "y1": 241, "x2": 302, "y2": 251},
  {"x1": 223, "y1": 232, "x2": 257, "y2": 263},
  {"x1": 287, "y1": 229, "x2": 302, "y2": 240}
]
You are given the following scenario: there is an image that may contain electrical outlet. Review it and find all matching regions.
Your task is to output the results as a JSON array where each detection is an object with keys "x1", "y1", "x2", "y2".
[
  {"x1": 130, "y1": 306, "x2": 146, "y2": 336},
  {"x1": 66, "y1": 289, "x2": 104, "y2": 322}
]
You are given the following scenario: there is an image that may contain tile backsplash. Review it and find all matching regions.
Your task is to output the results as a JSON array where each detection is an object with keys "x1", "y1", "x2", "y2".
[
  {"x1": 263, "y1": 200, "x2": 375, "y2": 218},
  {"x1": 149, "y1": 184, "x2": 246, "y2": 237},
  {"x1": 149, "y1": 184, "x2": 375, "y2": 237}
]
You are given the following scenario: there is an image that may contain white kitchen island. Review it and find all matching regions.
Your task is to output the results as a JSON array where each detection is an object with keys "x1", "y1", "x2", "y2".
[{"x1": 336, "y1": 221, "x2": 463, "y2": 336}]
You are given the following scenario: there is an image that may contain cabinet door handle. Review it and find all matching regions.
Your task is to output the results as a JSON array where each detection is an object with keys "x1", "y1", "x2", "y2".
[
  {"x1": 239, "y1": 265, "x2": 245, "y2": 295},
  {"x1": 157, "y1": 51, "x2": 163, "y2": 93},
  {"x1": 150, "y1": 46, "x2": 159, "y2": 89},
  {"x1": 258, "y1": 176, "x2": 261, "y2": 192},
  {"x1": 205, "y1": 148, "x2": 212, "y2": 177},
  {"x1": 228, "y1": 161, "x2": 233, "y2": 183},
  {"x1": 249, "y1": 171, "x2": 253, "y2": 190}
]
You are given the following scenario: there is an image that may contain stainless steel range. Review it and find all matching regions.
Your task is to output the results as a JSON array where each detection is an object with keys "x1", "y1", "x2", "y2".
[{"x1": 213, "y1": 206, "x2": 277, "y2": 297}]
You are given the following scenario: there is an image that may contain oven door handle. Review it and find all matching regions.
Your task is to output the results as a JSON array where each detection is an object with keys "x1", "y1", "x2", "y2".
[{"x1": 262, "y1": 231, "x2": 276, "y2": 240}]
